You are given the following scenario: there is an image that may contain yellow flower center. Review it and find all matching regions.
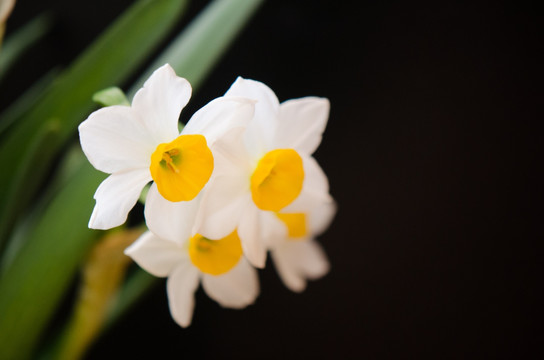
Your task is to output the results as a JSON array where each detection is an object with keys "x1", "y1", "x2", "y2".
[
  {"x1": 250, "y1": 149, "x2": 304, "y2": 211},
  {"x1": 150, "y1": 134, "x2": 213, "y2": 202},
  {"x1": 276, "y1": 212, "x2": 307, "y2": 239},
  {"x1": 188, "y1": 231, "x2": 243, "y2": 276}
]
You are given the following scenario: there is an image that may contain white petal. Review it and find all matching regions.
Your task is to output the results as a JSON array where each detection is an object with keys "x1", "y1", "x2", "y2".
[
  {"x1": 275, "y1": 97, "x2": 330, "y2": 155},
  {"x1": 201, "y1": 258, "x2": 259, "y2": 309},
  {"x1": 238, "y1": 203, "x2": 268, "y2": 268},
  {"x1": 182, "y1": 96, "x2": 255, "y2": 146},
  {"x1": 144, "y1": 184, "x2": 200, "y2": 244},
  {"x1": 260, "y1": 210, "x2": 288, "y2": 248},
  {"x1": 271, "y1": 240, "x2": 330, "y2": 293},
  {"x1": 282, "y1": 155, "x2": 332, "y2": 213},
  {"x1": 78, "y1": 105, "x2": 154, "y2": 174},
  {"x1": 132, "y1": 64, "x2": 191, "y2": 144},
  {"x1": 225, "y1": 77, "x2": 280, "y2": 156},
  {"x1": 167, "y1": 262, "x2": 200, "y2": 328},
  {"x1": 196, "y1": 183, "x2": 250, "y2": 240},
  {"x1": 308, "y1": 199, "x2": 337, "y2": 237},
  {"x1": 89, "y1": 169, "x2": 151, "y2": 230},
  {"x1": 208, "y1": 126, "x2": 253, "y2": 175},
  {"x1": 195, "y1": 135, "x2": 252, "y2": 240},
  {"x1": 124, "y1": 231, "x2": 186, "y2": 277}
]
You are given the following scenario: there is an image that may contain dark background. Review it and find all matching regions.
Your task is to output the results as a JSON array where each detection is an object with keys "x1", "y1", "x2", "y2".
[{"x1": 3, "y1": 1, "x2": 542, "y2": 359}]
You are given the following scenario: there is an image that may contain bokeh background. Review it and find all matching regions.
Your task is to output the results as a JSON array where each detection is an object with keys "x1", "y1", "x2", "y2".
[{"x1": 2, "y1": 0, "x2": 542, "y2": 358}]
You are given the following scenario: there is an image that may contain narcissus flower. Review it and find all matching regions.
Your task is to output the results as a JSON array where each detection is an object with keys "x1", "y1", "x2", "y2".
[
  {"x1": 195, "y1": 77, "x2": 332, "y2": 268},
  {"x1": 269, "y1": 199, "x2": 336, "y2": 292},
  {"x1": 79, "y1": 64, "x2": 254, "y2": 229},
  {"x1": 125, "y1": 185, "x2": 259, "y2": 327}
]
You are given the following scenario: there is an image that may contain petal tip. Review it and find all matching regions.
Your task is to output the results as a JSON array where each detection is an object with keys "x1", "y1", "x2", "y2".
[{"x1": 249, "y1": 253, "x2": 267, "y2": 269}]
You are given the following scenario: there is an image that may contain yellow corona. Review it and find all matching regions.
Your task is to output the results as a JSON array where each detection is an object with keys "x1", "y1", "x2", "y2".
[{"x1": 150, "y1": 134, "x2": 213, "y2": 202}]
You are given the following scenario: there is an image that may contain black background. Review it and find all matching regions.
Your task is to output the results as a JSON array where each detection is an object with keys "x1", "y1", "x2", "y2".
[{"x1": 2, "y1": 1, "x2": 542, "y2": 359}]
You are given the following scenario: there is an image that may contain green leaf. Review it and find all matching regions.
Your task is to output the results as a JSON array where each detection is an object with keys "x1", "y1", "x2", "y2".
[
  {"x1": 0, "y1": 161, "x2": 105, "y2": 360},
  {"x1": 0, "y1": 117, "x2": 62, "y2": 254},
  {"x1": 0, "y1": 12, "x2": 53, "y2": 82},
  {"x1": 0, "y1": 0, "x2": 189, "y2": 251},
  {"x1": 92, "y1": 87, "x2": 130, "y2": 107},
  {"x1": 132, "y1": 0, "x2": 265, "y2": 94},
  {"x1": 0, "y1": 67, "x2": 60, "y2": 138},
  {"x1": 0, "y1": 146, "x2": 87, "y2": 274}
]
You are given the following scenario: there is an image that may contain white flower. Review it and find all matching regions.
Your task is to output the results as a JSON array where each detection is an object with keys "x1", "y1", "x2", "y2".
[
  {"x1": 78, "y1": 64, "x2": 254, "y2": 230},
  {"x1": 268, "y1": 199, "x2": 336, "y2": 292},
  {"x1": 125, "y1": 189, "x2": 259, "y2": 327},
  {"x1": 195, "y1": 77, "x2": 332, "y2": 268}
]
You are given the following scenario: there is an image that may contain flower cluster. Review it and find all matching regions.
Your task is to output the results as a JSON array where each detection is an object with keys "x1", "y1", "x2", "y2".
[{"x1": 79, "y1": 64, "x2": 336, "y2": 327}]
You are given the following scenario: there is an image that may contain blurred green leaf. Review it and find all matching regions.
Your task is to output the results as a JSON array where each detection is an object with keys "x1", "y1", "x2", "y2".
[
  {"x1": 0, "y1": 161, "x2": 104, "y2": 360},
  {"x1": 0, "y1": 12, "x2": 53, "y2": 82},
  {"x1": 0, "y1": 146, "x2": 87, "y2": 274},
  {"x1": 0, "y1": 118, "x2": 61, "y2": 259},
  {"x1": 132, "y1": 0, "x2": 265, "y2": 94},
  {"x1": 0, "y1": 67, "x2": 60, "y2": 138},
  {"x1": 0, "y1": 0, "x2": 189, "y2": 252}
]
